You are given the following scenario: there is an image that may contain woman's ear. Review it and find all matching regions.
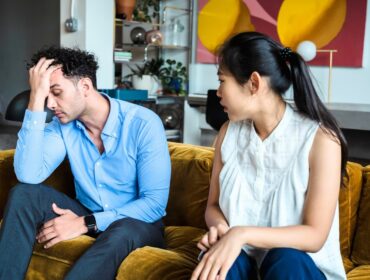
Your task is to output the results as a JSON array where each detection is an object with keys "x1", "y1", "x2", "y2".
[{"x1": 249, "y1": 71, "x2": 262, "y2": 94}]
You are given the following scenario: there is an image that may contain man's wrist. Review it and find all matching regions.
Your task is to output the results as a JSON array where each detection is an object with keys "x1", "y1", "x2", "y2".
[{"x1": 28, "y1": 94, "x2": 47, "y2": 112}]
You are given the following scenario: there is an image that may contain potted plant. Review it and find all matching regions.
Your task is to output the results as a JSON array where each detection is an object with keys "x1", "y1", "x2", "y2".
[
  {"x1": 133, "y1": 0, "x2": 160, "y2": 23},
  {"x1": 125, "y1": 58, "x2": 164, "y2": 96},
  {"x1": 159, "y1": 59, "x2": 187, "y2": 95}
]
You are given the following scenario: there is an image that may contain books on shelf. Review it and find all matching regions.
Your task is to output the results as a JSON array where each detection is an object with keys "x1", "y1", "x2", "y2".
[{"x1": 114, "y1": 50, "x2": 132, "y2": 62}]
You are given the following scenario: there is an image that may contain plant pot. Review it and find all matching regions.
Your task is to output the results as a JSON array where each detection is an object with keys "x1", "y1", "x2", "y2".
[
  {"x1": 132, "y1": 75, "x2": 160, "y2": 97},
  {"x1": 116, "y1": 0, "x2": 136, "y2": 21}
]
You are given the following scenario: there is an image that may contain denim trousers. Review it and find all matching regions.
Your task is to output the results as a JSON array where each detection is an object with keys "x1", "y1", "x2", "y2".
[
  {"x1": 226, "y1": 248, "x2": 326, "y2": 280},
  {"x1": 0, "y1": 183, "x2": 165, "y2": 280}
]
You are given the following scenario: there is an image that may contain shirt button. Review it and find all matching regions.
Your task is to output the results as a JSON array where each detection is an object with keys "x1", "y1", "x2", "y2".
[
  {"x1": 96, "y1": 162, "x2": 100, "y2": 166},
  {"x1": 104, "y1": 204, "x2": 109, "y2": 208},
  {"x1": 98, "y1": 184, "x2": 103, "y2": 188},
  {"x1": 33, "y1": 121, "x2": 37, "y2": 124}
]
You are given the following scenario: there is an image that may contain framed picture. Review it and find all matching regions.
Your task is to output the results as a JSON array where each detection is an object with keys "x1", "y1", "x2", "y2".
[{"x1": 197, "y1": 0, "x2": 367, "y2": 67}]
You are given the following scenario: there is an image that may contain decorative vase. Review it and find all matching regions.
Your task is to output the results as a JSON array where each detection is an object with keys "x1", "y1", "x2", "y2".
[
  {"x1": 132, "y1": 75, "x2": 159, "y2": 97},
  {"x1": 116, "y1": 0, "x2": 136, "y2": 21}
]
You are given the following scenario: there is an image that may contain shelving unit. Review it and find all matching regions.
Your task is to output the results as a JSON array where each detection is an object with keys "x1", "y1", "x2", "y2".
[{"x1": 113, "y1": 1, "x2": 192, "y2": 142}]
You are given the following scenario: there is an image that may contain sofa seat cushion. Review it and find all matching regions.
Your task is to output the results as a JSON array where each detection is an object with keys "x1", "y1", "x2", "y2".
[
  {"x1": 165, "y1": 226, "x2": 206, "y2": 249},
  {"x1": 116, "y1": 225, "x2": 205, "y2": 280},
  {"x1": 26, "y1": 235, "x2": 95, "y2": 280},
  {"x1": 346, "y1": 265, "x2": 370, "y2": 279},
  {"x1": 26, "y1": 225, "x2": 205, "y2": 280}
]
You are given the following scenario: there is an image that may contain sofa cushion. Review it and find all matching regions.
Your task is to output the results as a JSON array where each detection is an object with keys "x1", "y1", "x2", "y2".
[
  {"x1": 346, "y1": 265, "x2": 370, "y2": 280},
  {"x1": 26, "y1": 235, "x2": 95, "y2": 280},
  {"x1": 117, "y1": 226, "x2": 205, "y2": 280},
  {"x1": 339, "y1": 161, "x2": 364, "y2": 272},
  {"x1": 26, "y1": 226, "x2": 205, "y2": 280},
  {"x1": 351, "y1": 165, "x2": 370, "y2": 265},
  {"x1": 165, "y1": 143, "x2": 214, "y2": 230}
]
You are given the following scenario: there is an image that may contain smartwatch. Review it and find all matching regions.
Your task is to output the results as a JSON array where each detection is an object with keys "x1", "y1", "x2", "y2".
[{"x1": 84, "y1": 214, "x2": 97, "y2": 234}]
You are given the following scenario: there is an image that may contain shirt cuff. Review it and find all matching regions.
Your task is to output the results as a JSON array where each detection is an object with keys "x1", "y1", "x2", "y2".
[
  {"x1": 94, "y1": 210, "x2": 119, "y2": 231},
  {"x1": 22, "y1": 109, "x2": 47, "y2": 130}
]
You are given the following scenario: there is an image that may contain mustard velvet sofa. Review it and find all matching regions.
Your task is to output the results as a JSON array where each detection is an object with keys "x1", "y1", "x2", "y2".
[{"x1": 0, "y1": 142, "x2": 370, "y2": 279}]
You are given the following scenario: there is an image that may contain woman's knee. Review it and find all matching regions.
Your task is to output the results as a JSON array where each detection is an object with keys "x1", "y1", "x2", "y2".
[
  {"x1": 261, "y1": 248, "x2": 323, "y2": 280},
  {"x1": 264, "y1": 248, "x2": 308, "y2": 264},
  {"x1": 226, "y1": 251, "x2": 257, "y2": 280}
]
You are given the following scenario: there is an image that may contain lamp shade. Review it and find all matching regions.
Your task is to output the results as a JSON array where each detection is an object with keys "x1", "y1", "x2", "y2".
[
  {"x1": 5, "y1": 90, "x2": 53, "y2": 122},
  {"x1": 296, "y1": 41, "x2": 317, "y2": 62}
]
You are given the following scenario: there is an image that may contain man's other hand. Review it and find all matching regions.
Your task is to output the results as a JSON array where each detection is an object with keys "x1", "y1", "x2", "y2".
[{"x1": 36, "y1": 203, "x2": 88, "y2": 248}]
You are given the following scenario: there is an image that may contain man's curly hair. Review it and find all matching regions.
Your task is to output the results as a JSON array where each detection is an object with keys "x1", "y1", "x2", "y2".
[{"x1": 28, "y1": 46, "x2": 99, "y2": 89}]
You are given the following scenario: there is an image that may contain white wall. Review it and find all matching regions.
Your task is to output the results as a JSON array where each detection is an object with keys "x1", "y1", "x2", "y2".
[{"x1": 60, "y1": 0, "x2": 115, "y2": 89}]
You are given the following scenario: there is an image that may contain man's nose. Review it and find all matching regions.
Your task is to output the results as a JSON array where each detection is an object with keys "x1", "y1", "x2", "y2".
[{"x1": 46, "y1": 95, "x2": 56, "y2": 110}]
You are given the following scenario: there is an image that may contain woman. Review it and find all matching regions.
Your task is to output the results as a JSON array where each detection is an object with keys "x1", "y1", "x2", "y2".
[{"x1": 191, "y1": 32, "x2": 347, "y2": 280}]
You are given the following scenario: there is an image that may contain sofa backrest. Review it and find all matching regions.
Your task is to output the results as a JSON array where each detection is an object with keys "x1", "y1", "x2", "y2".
[
  {"x1": 164, "y1": 142, "x2": 214, "y2": 229},
  {"x1": 339, "y1": 162, "x2": 363, "y2": 271},
  {"x1": 350, "y1": 165, "x2": 370, "y2": 267}
]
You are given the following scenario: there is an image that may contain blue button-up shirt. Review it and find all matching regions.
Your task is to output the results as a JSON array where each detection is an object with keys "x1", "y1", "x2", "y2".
[{"x1": 14, "y1": 95, "x2": 171, "y2": 231}]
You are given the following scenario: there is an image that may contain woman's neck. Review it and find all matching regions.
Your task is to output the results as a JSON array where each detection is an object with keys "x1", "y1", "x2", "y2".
[{"x1": 253, "y1": 97, "x2": 286, "y2": 141}]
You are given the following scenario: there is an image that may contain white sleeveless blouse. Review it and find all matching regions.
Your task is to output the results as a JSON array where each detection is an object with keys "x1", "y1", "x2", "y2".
[{"x1": 219, "y1": 104, "x2": 346, "y2": 279}]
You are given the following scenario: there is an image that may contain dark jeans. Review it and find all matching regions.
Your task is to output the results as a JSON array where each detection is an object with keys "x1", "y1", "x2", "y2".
[
  {"x1": 0, "y1": 183, "x2": 165, "y2": 280},
  {"x1": 226, "y1": 248, "x2": 326, "y2": 280}
]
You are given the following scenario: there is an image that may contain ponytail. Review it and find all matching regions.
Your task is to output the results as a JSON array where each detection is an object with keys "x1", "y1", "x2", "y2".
[{"x1": 287, "y1": 52, "x2": 348, "y2": 182}]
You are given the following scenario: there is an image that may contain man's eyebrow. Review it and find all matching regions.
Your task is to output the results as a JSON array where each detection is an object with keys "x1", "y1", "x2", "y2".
[{"x1": 50, "y1": 84, "x2": 60, "y2": 89}]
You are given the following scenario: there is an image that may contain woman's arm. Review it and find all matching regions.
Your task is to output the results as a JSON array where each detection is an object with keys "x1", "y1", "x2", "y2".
[{"x1": 198, "y1": 122, "x2": 230, "y2": 251}]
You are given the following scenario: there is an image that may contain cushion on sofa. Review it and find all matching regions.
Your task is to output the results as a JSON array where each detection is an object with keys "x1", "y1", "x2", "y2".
[
  {"x1": 346, "y1": 264, "x2": 370, "y2": 280},
  {"x1": 339, "y1": 161, "x2": 364, "y2": 272},
  {"x1": 164, "y1": 143, "x2": 214, "y2": 230},
  {"x1": 26, "y1": 235, "x2": 95, "y2": 280},
  {"x1": 117, "y1": 227, "x2": 204, "y2": 280},
  {"x1": 351, "y1": 165, "x2": 370, "y2": 265}
]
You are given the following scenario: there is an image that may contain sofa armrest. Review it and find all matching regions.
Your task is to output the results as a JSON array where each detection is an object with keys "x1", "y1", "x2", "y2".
[
  {"x1": 0, "y1": 149, "x2": 75, "y2": 219},
  {"x1": 0, "y1": 149, "x2": 19, "y2": 219}
]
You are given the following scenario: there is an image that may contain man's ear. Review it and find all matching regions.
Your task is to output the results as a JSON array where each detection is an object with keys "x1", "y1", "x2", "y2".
[
  {"x1": 248, "y1": 71, "x2": 262, "y2": 94},
  {"x1": 79, "y1": 78, "x2": 93, "y2": 96}
]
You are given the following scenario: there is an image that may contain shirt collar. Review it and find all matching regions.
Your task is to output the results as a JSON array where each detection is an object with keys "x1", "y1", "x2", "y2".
[
  {"x1": 101, "y1": 94, "x2": 119, "y2": 139},
  {"x1": 74, "y1": 93, "x2": 119, "y2": 139},
  {"x1": 249, "y1": 102, "x2": 292, "y2": 145}
]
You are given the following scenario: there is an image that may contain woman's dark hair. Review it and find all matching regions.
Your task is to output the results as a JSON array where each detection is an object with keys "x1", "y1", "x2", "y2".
[
  {"x1": 28, "y1": 46, "x2": 99, "y2": 89},
  {"x1": 218, "y1": 31, "x2": 348, "y2": 182}
]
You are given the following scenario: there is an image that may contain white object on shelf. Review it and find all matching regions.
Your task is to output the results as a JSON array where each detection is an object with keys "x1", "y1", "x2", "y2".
[{"x1": 132, "y1": 75, "x2": 160, "y2": 97}]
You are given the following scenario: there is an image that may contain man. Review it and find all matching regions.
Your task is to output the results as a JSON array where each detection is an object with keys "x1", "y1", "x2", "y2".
[{"x1": 0, "y1": 47, "x2": 171, "y2": 279}]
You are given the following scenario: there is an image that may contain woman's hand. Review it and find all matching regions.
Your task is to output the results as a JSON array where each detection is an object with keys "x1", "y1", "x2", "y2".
[
  {"x1": 192, "y1": 226, "x2": 244, "y2": 280},
  {"x1": 197, "y1": 223, "x2": 230, "y2": 252}
]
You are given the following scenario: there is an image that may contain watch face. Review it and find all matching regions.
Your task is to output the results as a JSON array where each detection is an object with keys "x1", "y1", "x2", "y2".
[{"x1": 84, "y1": 215, "x2": 97, "y2": 233}]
